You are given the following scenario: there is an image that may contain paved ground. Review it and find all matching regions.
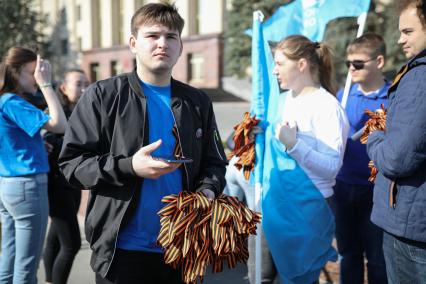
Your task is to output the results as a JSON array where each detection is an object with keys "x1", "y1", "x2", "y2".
[
  {"x1": 37, "y1": 219, "x2": 252, "y2": 284},
  {"x1": 213, "y1": 101, "x2": 251, "y2": 142}
]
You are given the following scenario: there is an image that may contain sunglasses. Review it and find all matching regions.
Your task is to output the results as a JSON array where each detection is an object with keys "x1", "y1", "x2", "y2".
[{"x1": 345, "y1": 58, "x2": 375, "y2": 70}]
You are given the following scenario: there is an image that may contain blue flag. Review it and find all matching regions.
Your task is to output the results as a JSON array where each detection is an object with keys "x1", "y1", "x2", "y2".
[
  {"x1": 250, "y1": 12, "x2": 337, "y2": 283},
  {"x1": 254, "y1": 0, "x2": 371, "y2": 42},
  {"x1": 250, "y1": 13, "x2": 279, "y2": 184}
]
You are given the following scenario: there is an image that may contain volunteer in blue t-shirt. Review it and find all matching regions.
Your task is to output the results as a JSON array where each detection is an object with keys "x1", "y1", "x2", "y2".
[
  {"x1": 58, "y1": 4, "x2": 227, "y2": 283},
  {"x1": 0, "y1": 47, "x2": 67, "y2": 284},
  {"x1": 332, "y1": 33, "x2": 389, "y2": 284}
]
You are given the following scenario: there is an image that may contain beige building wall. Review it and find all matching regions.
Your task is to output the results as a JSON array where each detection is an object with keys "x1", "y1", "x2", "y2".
[{"x1": 37, "y1": 0, "x2": 226, "y2": 87}]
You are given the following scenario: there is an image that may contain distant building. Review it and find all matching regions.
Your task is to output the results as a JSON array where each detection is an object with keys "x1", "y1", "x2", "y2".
[{"x1": 36, "y1": 0, "x2": 225, "y2": 89}]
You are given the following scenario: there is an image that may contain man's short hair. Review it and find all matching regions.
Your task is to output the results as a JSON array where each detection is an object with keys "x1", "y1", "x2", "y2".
[
  {"x1": 397, "y1": 0, "x2": 426, "y2": 26},
  {"x1": 346, "y1": 33, "x2": 386, "y2": 58},
  {"x1": 131, "y1": 2, "x2": 185, "y2": 37}
]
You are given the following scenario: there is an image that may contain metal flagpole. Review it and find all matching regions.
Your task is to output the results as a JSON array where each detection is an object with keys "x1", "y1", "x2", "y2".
[
  {"x1": 253, "y1": 11, "x2": 264, "y2": 284},
  {"x1": 340, "y1": 12, "x2": 368, "y2": 109},
  {"x1": 254, "y1": 183, "x2": 263, "y2": 284}
]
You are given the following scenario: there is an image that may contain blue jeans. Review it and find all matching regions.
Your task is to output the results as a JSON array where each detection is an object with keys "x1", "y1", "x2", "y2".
[
  {"x1": 0, "y1": 174, "x2": 49, "y2": 284},
  {"x1": 331, "y1": 180, "x2": 387, "y2": 284},
  {"x1": 383, "y1": 231, "x2": 426, "y2": 284}
]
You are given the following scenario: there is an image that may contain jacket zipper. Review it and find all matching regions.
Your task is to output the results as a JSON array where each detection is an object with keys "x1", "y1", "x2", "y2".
[
  {"x1": 213, "y1": 129, "x2": 225, "y2": 161},
  {"x1": 104, "y1": 181, "x2": 139, "y2": 277},
  {"x1": 105, "y1": 99, "x2": 147, "y2": 278},
  {"x1": 170, "y1": 114, "x2": 190, "y2": 190}
]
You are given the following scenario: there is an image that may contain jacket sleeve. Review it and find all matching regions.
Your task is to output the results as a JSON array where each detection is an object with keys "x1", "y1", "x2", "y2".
[
  {"x1": 195, "y1": 100, "x2": 227, "y2": 197},
  {"x1": 367, "y1": 66, "x2": 426, "y2": 178},
  {"x1": 58, "y1": 84, "x2": 136, "y2": 189}
]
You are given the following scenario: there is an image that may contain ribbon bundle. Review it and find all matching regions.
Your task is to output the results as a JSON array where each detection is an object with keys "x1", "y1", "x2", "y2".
[
  {"x1": 361, "y1": 104, "x2": 387, "y2": 182},
  {"x1": 157, "y1": 191, "x2": 261, "y2": 284},
  {"x1": 227, "y1": 112, "x2": 260, "y2": 180}
]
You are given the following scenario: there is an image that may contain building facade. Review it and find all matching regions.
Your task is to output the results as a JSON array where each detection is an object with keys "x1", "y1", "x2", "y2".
[{"x1": 36, "y1": 0, "x2": 225, "y2": 89}]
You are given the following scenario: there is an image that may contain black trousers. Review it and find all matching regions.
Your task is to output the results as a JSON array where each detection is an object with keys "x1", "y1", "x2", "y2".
[
  {"x1": 95, "y1": 249, "x2": 184, "y2": 284},
  {"x1": 44, "y1": 187, "x2": 81, "y2": 284}
]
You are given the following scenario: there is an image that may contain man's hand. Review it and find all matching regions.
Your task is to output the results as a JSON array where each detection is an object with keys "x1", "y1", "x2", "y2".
[
  {"x1": 275, "y1": 121, "x2": 297, "y2": 150},
  {"x1": 131, "y1": 140, "x2": 181, "y2": 179},
  {"x1": 201, "y1": 189, "x2": 215, "y2": 201}
]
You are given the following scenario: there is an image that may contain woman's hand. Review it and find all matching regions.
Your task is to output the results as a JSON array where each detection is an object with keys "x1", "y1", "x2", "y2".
[
  {"x1": 34, "y1": 55, "x2": 52, "y2": 87},
  {"x1": 275, "y1": 121, "x2": 298, "y2": 150}
]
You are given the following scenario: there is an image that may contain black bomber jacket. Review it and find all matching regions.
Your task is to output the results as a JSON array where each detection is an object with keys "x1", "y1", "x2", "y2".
[{"x1": 58, "y1": 70, "x2": 227, "y2": 277}]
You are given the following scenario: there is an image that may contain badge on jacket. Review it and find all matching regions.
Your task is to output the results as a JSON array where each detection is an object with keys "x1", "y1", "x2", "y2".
[{"x1": 196, "y1": 128, "x2": 202, "y2": 138}]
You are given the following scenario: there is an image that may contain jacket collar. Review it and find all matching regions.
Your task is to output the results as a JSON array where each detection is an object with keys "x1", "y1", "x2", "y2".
[
  {"x1": 352, "y1": 81, "x2": 390, "y2": 100},
  {"x1": 389, "y1": 48, "x2": 426, "y2": 92},
  {"x1": 408, "y1": 48, "x2": 426, "y2": 68}
]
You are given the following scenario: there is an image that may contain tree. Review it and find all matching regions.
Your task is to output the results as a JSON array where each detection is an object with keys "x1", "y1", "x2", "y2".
[
  {"x1": 224, "y1": 0, "x2": 290, "y2": 77},
  {"x1": 0, "y1": 0, "x2": 46, "y2": 57},
  {"x1": 325, "y1": 0, "x2": 406, "y2": 86},
  {"x1": 225, "y1": 0, "x2": 407, "y2": 84}
]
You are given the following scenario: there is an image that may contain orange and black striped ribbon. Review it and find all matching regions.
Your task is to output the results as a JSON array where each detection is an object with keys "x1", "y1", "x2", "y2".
[
  {"x1": 157, "y1": 191, "x2": 261, "y2": 284},
  {"x1": 172, "y1": 125, "x2": 183, "y2": 159},
  {"x1": 360, "y1": 104, "x2": 387, "y2": 183},
  {"x1": 228, "y1": 112, "x2": 260, "y2": 180}
]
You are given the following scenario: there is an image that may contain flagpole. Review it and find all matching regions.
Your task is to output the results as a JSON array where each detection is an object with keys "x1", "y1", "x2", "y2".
[
  {"x1": 252, "y1": 11, "x2": 264, "y2": 284},
  {"x1": 341, "y1": 12, "x2": 368, "y2": 109}
]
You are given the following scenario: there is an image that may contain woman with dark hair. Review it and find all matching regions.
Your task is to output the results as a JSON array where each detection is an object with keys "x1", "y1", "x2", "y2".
[
  {"x1": 0, "y1": 46, "x2": 66, "y2": 283},
  {"x1": 43, "y1": 69, "x2": 89, "y2": 284},
  {"x1": 260, "y1": 35, "x2": 349, "y2": 283}
]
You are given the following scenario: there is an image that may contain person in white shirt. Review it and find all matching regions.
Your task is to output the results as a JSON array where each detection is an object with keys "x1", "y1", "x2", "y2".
[
  {"x1": 274, "y1": 35, "x2": 349, "y2": 198},
  {"x1": 261, "y1": 35, "x2": 349, "y2": 284}
]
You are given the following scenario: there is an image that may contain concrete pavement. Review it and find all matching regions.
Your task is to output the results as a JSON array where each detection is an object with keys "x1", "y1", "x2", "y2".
[
  {"x1": 212, "y1": 101, "x2": 250, "y2": 141},
  {"x1": 37, "y1": 223, "x2": 251, "y2": 284}
]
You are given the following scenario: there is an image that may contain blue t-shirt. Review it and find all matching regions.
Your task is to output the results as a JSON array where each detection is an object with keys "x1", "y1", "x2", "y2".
[
  {"x1": 117, "y1": 82, "x2": 182, "y2": 252},
  {"x1": 0, "y1": 93, "x2": 50, "y2": 176},
  {"x1": 336, "y1": 82, "x2": 390, "y2": 186}
]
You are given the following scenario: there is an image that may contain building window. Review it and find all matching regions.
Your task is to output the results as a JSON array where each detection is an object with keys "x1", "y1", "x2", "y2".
[
  {"x1": 77, "y1": 37, "x2": 82, "y2": 51},
  {"x1": 188, "y1": 0, "x2": 199, "y2": 35},
  {"x1": 135, "y1": 0, "x2": 145, "y2": 10},
  {"x1": 188, "y1": 53, "x2": 204, "y2": 84},
  {"x1": 111, "y1": 61, "x2": 117, "y2": 76},
  {"x1": 90, "y1": 63, "x2": 100, "y2": 82},
  {"x1": 112, "y1": 0, "x2": 124, "y2": 45},
  {"x1": 92, "y1": 0, "x2": 102, "y2": 47},
  {"x1": 61, "y1": 39, "x2": 68, "y2": 54},
  {"x1": 110, "y1": 60, "x2": 122, "y2": 77},
  {"x1": 76, "y1": 5, "x2": 81, "y2": 21}
]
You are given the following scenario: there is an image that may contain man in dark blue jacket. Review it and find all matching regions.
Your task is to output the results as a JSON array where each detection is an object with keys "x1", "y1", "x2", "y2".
[{"x1": 367, "y1": 0, "x2": 426, "y2": 282}]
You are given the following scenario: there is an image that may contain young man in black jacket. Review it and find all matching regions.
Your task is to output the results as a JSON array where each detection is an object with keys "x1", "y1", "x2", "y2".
[
  {"x1": 58, "y1": 3, "x2": 227, "y2": 284},
  {"x1": 366, "y1": 0, "x2": 426, "y2": 282}
]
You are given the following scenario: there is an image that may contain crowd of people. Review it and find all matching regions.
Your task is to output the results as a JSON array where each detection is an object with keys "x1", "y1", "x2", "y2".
[{"x1": 0, "y1": 0, "x2": 425, "y2": 284}]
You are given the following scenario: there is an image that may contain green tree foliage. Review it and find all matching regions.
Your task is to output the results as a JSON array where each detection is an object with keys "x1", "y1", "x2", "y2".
[
  {"x1": 225, "y1": 0, "x2": 408, "y2": 85},
  {"x1": 0, "y1": 0, "x2": 46, "y2": 57},
  {"x1": 325, "y1": 0, "x2": 406, "y2": 86},
  {"x1": 224, "y1": 0, "x2": 291, "y2": 77}
]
